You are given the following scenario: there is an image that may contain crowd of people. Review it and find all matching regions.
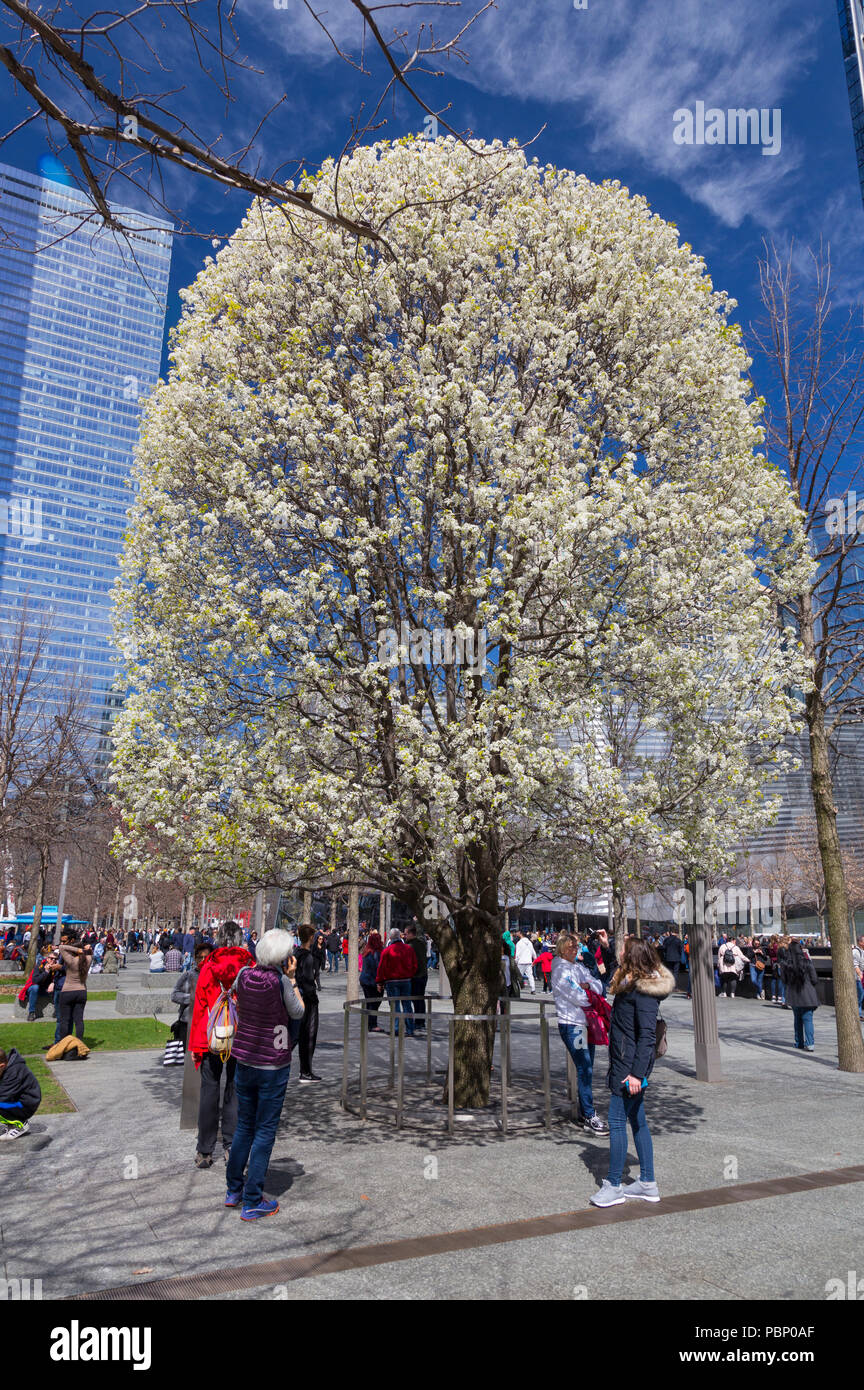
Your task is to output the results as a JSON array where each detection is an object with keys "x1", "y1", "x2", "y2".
[{"x1": 1, "y1": 910, "x2": 853, "y2": 1210}]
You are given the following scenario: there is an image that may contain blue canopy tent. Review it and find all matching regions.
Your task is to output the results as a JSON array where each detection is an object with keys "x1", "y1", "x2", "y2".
[{"x1": 0, "y1": 907, "x2": 89, "y2": 926}]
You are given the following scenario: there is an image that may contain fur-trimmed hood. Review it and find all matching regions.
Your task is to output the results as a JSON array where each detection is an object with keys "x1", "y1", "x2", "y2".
[{"x1": 617, "y1": 966, "x2": 676, "y2": 998}]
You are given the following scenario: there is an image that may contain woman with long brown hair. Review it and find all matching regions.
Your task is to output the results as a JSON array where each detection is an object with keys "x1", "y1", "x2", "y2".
[{"x1": 590, "y1": 937, "x2": 675, "y2": 1208}]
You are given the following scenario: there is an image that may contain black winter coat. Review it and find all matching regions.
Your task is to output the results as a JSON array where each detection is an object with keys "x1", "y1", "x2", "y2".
[
  {"x1": 779, "y1": 957, "x2": 819, "y2": 1010},
  {"x1": 293, "y1": 947, "x2": 319, "y2": 1001},
  {"x1": 0, "y1": 1048, "x2": 42, "y2": 1119},
  {"x1": 607, "y1": 968, "x2": 676, "y2": 1092}
]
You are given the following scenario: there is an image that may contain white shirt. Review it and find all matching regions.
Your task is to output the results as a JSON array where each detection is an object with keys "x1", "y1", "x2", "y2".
[
  {"x1": 149, "y1": 950, "x2": 164, "y2": 971},
  {"x1": 514, "y1": 938, "x2": 536, "y2": 967},
  {"x1": 551, "y1": 956, "x2": 603, "y2": 1024}
]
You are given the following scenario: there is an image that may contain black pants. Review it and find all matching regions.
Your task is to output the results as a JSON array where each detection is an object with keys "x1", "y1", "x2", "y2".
[
  {"x1": 56, "y1": 990, "x2": 86, "y2": 1040},
  {"x1": 299, "y1": 994, "x2": 319, "y2": 1074},
  {"x1": 410, "y1": 974, "x2": 428, "y2": 1025},
  {"x1": 362, "y1": 982, "x2": 382, "y2": 1030},
  {"x1": 719, "y1": 971, "x2": 738, "y2": 997},
  {"x1": 197, "y1": 1053, "x2": 237, "y2": 1154}
]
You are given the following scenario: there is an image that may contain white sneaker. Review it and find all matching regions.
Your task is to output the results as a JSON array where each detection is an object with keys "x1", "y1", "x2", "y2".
[
  {"x1": 622, "y1": 1178, "x2": 660, "y2": 1202},
  {"x1": 589, "y1": 1180, "x2": 625, "y2": 1207}
]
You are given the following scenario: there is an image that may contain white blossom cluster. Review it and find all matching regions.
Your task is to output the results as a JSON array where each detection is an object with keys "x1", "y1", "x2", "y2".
[{"x1": 111, "y1": 138, "x2": 811, "y2": 911}]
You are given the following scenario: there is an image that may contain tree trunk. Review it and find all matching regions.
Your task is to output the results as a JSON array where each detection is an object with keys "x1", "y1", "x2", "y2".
[
  {"x1": 346, "y1": 885, "x2": 360, "y2": 1003},
  {"x1": 442, "y1": 926, "x2": 501, "y2": 1109},
  {"x1": 634, "y1": 894, "x2": 642, "y2": 939},
  {"x1": 611, "y1": 880, "x2": 627, "y2": 959},
  {"x1": 22, "y1": 853, "x2": 48, "y2": 982},
  {"x1": 805, "y1": 668, "x2": 864, "y2": 1071}
]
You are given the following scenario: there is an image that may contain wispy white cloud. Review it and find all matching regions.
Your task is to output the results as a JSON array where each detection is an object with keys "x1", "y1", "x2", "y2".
[{"x1": 260, "y1": 0, "x2": 822, "y2": 228}]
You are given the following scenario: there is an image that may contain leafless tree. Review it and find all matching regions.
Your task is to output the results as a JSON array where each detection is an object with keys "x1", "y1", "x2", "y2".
[
  {"x1": 750, "y1": 242, "x2": 864, "y2": 1070},
  {"x1": 0, "y1": 0, "x2": 495, "y2": 248}
]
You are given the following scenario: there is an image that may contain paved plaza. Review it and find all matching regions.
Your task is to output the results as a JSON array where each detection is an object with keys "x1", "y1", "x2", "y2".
[{"x1": 1, "y1": 955, "x2": 862, "y2": 1302}]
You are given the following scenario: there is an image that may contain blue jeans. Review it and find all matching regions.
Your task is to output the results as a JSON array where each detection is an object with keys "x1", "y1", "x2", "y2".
[
  {"x1": 327, "y1": 951, "x2": 339, "y2": 972},
  {"x1": 750, "y1": 965, "x2": 764, "y2": 994},
  {"x1": 770, "y1": 974, "x2": 785, "y2": 1003},
  {"x1": 226, "y1": 1063, "x2": 290, "y2": 1207},
  {"x1": 608, "y1": 1089, "x2": 654, "y2": 1186},
  {"x1": 557, "y1": 1023, "x2": 597, "y2": 1119},
  {"x1": 26, "y1": 985, "x2": 40, "y2": 1014},
  {"x1": 856, "y1": 978, "x2": 863, "y2": 1014},
  {"x1": 385, "y1": 978, "x2": 414, "y2": 1035},
  {"x1": 792, "y1": 1007, "x2": 815, "y2": 1049}
]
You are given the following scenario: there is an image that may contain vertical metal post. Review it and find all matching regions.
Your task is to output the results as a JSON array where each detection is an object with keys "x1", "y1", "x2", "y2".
[
  {"x1": 388, "y1": 998, "x2": 395, "y2": 1088},
  {"x1": 540, "y1": 1003, "x2": 551, "y2": 1131},
  {"x1": 567, "y1": 1053, "x2": 580, "y2": 1121},
  {"x1": 504, "y1": 998, "x2": 512, "y2": 1085},
  {"x1": 500, "y1": 1014, "x2": 509, "y2": 1135},
  {"x1": 52, "y1": 858, "x2": 69, "y2": 946},
  {"x1": 426, "y1": 997, "x2": 432, "y2": 1081},
  {"x1": 341, "y1": 1003, "x2": 350, "y2": 1110},
  {"x1": 254, "y1": 889, "x2": 264, "y2": 936},
  {"x1": 396, "y1": 1028, "x2": 405, "y2": 1129},
  {"x1": 447, "y1": 1018, "x2": 455, "y2": 1136},
  {"x1": 360, "y1": 1004, "x2": 368, "y2": 1120}
]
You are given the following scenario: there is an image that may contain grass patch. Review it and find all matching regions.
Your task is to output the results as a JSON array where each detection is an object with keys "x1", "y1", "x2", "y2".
[
  {"x1": 24, "y1": 1055, "x2": 76, "y2": 1115},
  {"x1": 0, "y1": 1017, "x2": 170, "y2": 1056}
]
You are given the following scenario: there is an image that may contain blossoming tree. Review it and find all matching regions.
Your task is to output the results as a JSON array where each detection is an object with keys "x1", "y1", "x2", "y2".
[{"x1": 112, "y1": 138, "x2": 809, "y2": 1107}]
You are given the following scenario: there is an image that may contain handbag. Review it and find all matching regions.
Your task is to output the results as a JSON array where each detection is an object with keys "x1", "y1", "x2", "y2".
[
  {"x1": 581, "y1": 988, "x2": 612, "y2": 1045},
  {"x1": 162, "y1": 1038, "x2": 185, "y2": 1066}
]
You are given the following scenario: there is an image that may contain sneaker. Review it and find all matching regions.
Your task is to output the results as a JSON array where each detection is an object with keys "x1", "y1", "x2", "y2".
[
  {"x1": 0, "y1": 1120, "x2": 30, "y2": 1141},
  {"x1": 582, "y1": 1114, "x2": 609, "y2": 1135},
  {"x1": 589, "y1": 1180, "x2": 625, "y2": 1208},
  {"x1": 622, "y1": 1178, "x2": 660, "y2": 1202},
  {"x1": 804, "y1": 1045, "x2": 815, "y2": 1052},
  {"x1": 298, "y1": 1073, "x2": 322, "y2": 1084},
  {"x1": 27, "y1": 1012, "x2": 36, "y2": 1022},
  {"x1": 241, "y1": 1198, "x2": 279, "y2": 1221},
  {"x1": 194, "y1": 1152, "x2": 213, "y2": 1169},
  {"x1": 224, "y1": 1188, "x2": 243, "y2": 1207}
]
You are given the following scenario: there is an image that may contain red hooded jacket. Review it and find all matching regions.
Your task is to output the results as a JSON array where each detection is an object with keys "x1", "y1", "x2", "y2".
[
  {"x1": 375, "y1": 941, "x2": 418, "y2": 984},
  {"x1": 189, "y1": 945, "x2": 255, "y2": 1066}
]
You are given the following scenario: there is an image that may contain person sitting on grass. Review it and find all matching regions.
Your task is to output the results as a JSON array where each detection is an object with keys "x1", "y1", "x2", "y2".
[{"x1": 0, "y1": 1047, "x2": 42, "y2": 1141}]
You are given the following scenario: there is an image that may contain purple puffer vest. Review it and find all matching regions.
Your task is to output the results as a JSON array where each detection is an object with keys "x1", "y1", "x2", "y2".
[{"x1": 232, "y1": 966, "x2": 292, "y2": 1069}]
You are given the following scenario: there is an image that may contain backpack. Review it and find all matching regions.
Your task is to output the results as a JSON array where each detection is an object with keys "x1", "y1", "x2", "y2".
[
  {"x1": 207, "y1": 981, "x2": 239, "y2": 1060},
  {"x1": 722, "y1": 947, "x2": 735, "y2": 968}
]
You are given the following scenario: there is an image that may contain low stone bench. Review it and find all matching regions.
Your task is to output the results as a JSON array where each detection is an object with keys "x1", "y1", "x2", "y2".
[
  {"x1": 115, "y1": 973, "x2": 181, "y2": 1016},
  {"x1": 0, "y1": 960, "x2": 22, "y2": 974},
  {"x1": 13, "y1": 992, "x2": 56, "y2": 1020}
]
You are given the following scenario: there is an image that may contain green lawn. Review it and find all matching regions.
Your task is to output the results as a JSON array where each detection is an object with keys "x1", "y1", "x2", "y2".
[
  {"x1": 0, "y1": 982, "x2": 116, "y2": 999},
  {"x1": 24, "y1": 1055, "x2": 76, "y2": 1114},
  {"x1": 0, "y1": 1017, "x2": 170, "y2": 1055}
]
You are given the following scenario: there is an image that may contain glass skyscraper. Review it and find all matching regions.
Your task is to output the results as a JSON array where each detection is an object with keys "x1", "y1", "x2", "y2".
[
  {"x1": 0, "y1": 163, "x2": 172, "y2": 758},
  {"x1": 838, "y1": 0, "x2": 864, "y2": 206}
]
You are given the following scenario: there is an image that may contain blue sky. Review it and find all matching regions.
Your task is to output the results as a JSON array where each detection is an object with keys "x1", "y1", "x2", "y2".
[{"x1": 2, "y1": 0, "x2": 863, "y2": 367}]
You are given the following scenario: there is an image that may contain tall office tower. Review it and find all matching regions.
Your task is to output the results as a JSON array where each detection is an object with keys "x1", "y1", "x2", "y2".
[
  {"x1": 0, "y1": 164, "x2": 172, "y2": 760},
  {"x1": 838, "y1": 0, "x2": 864, "y2": 206}
]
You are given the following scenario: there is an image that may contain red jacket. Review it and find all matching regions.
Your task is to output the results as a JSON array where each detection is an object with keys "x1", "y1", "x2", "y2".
[
  {"x1": 189, "y1": 946, "x2": 255, "y2": 1065},
  {"x1": 375, "y1": 941, "x2": 418, "y2": 983}
]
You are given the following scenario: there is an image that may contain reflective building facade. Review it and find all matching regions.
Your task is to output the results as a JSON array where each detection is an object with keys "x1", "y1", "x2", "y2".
[
  {"x1": 838, "y1": 0, "x2": 864, "y2": 206},
  {"x1": 0, "y1": 163, "x2": 171, "y2": 756}
]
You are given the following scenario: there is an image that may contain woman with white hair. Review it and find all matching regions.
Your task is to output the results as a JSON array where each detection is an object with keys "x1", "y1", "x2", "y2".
[{"x1": 224, "y1": 928, "x2": 305, "y2": 1221}]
